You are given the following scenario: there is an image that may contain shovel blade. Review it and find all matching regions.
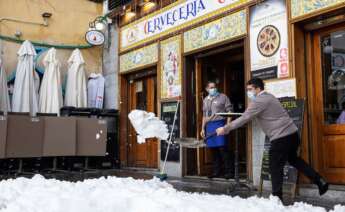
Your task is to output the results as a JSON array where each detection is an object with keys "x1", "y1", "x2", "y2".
[{"x1": 174, "y1": 137, "x2": 206, "y2": 148}]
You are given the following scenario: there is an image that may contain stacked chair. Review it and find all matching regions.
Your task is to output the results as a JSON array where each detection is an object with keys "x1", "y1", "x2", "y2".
[{"x1": 0, "y1": 108, "x2": 118, "y2": 179}]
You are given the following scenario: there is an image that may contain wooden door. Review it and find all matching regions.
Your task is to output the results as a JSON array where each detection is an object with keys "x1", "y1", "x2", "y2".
[
  {"x1": 311, "y1": 24, "x2": 345, "y2": 184},
  {"x1": 195, "y1": 58, "x2": 214, "y2": 175},
  {"x1": 128, "y1": 76, "x2": 158, "y2": 168}
]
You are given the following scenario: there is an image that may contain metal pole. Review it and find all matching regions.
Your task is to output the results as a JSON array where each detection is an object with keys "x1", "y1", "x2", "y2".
[
  {"x1": 161, "y1": 101, "x2": 180, "y2": 175},
  {"x1": 235, "y1": 128, "x2": 239, "y2": 184}
]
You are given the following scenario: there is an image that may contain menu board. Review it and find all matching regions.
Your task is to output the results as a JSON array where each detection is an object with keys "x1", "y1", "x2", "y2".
[
  {"x1": 279, "y1": 97, "x2": 305, "y2": 133},
  {"x1": 261, "y1": 98, "x2": 304, "y2": 183},
  {"x1": 160, "y1": 101, "x2": 180, "y2": 162}
]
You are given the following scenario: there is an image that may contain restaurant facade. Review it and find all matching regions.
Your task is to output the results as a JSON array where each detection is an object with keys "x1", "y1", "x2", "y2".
[{"x1": 117, "y1": 0, "x2": 345, "y2": 187}]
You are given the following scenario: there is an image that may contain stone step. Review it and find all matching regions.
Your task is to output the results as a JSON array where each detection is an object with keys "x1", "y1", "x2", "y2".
[{"x1": 297, "y1": 184, "x2": 345, "y2": 205}]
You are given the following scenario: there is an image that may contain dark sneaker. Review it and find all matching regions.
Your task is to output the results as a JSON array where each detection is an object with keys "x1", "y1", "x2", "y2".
[{"x1": 317, "y1": 178, "x2": 329, "y2": 196}]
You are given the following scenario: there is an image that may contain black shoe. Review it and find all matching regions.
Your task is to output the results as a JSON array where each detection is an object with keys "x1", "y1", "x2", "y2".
[
  {"x1": 223, "y1": 172, "x2": 234, "y2": 180},
  {"x1": 317, "y1": 178, "x2": 329, "y2": 196}
]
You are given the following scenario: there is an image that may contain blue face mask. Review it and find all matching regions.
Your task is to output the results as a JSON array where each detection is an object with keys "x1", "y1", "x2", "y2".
[
  {"x1": 208, "y1": 88, "x2": 218, "y2": 96},
  {"x1": 247, "y1": 91, "x2": 256, "y2": 100}
]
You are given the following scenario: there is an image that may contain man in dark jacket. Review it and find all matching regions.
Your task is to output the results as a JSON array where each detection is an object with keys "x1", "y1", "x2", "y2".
[{"x1": 216, "y1": 78, "x2": 329, "y2": 201}]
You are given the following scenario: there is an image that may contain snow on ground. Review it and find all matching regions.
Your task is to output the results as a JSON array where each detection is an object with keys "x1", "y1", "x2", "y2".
[{"x1": 0, "y1": 175, "x2": 343, "y2": 212}]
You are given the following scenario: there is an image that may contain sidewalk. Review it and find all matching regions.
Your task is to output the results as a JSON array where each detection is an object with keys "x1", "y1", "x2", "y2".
[
  {"x1": 104, "y1": 169, "x2": 345, "y2": 210},
  {"x1": 167, "y1": 176, "x2": 345, "y2": 210}
]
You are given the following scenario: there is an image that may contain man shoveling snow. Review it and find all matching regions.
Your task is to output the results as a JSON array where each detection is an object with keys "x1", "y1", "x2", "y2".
[{"x1": 216, "y1": 78, "x2": 329, "y2": 202}]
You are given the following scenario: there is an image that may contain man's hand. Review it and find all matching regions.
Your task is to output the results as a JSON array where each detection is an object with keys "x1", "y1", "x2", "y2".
[
  {"x1": 216, "y1": 127, "x2": 226, "y2": 136},
  {"x1": 200, "y1": 130, "x2": 205, "y2": 138}
]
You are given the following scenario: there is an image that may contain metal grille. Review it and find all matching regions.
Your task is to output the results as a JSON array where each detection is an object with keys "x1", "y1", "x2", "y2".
[{"x1": 108, "y1": 0, "x2": 132, "y2": 10}]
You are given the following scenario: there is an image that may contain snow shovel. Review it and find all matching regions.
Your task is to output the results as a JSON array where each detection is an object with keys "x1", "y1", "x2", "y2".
[
  {"x1": 156, "y1": 100, "x2": 180, "y2": 181},
  {"x1": 174, "y1": 132, "x2": 217, "y2": 148}
]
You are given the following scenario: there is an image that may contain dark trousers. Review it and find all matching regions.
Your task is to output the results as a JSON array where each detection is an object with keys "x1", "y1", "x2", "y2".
[
  {"x1": 211, "y1": 146, "x2": 234, "y2": 175},
  {"x1": 269, "y1": 132, "x2": 321, "y2": 200}
]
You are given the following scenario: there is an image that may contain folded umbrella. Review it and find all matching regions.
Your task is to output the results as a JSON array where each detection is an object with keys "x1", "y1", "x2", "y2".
[
  {"x1": 39, "y1": 48, "x2": 63, "y2": 115},
  {"x1": 12, "y1": 40, "x2": 39, "y2": 114},
  {"x1": 64, "y1": 49, "x2": 87, "y2": 108}
]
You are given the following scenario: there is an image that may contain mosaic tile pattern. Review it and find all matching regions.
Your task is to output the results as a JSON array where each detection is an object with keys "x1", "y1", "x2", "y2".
[
  {"x1": 184, "y1": 10, "x2": 246, "y2": 53},
  {"x1": 120, "y1": 43, "x2": 158, "y2": 73},
  {"x1": 291, "y1": 0, "x2": 345, "y2": 18}
]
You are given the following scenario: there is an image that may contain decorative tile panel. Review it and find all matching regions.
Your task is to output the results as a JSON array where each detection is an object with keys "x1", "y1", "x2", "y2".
[
  {"x1": 184, "y1": 10, "x2": 246, "y2": 53},
  {"x1": 160, "y1": 36, "x2": 182, "y2": 99},
  {"x1": 119, "y1": 43, "x2": 158, "y2": 73},
  {"x1": 291, "y1": 0, "x2": 345, "y2": 19}
]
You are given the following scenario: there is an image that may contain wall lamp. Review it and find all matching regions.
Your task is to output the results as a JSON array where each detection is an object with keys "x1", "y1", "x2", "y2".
[
  {"x1": 42, "y1": 12, "x2": 52, "y2": 26},
  {"x1": 89, "y1": 16, "x2": 108, "y2": 32}
]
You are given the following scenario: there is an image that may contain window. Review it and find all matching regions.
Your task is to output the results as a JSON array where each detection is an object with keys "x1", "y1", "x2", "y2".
[{"x1": 321, "y1": 29, "x2": 345, "y2": 124}]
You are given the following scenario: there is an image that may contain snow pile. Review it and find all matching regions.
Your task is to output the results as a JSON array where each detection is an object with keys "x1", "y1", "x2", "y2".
[
  {"x1": 128, "y1": 110, "x2": 169, "y2": 143},
  {"x1": 0, "y1": 175, "x2": 343, "y2": 212}
]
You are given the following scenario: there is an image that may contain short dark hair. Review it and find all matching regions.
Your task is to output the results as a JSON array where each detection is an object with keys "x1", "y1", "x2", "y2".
[
  {"x1": 247, "y1": 78, "x2": 264, "y2": 90},
  {"x1": 206, "y1": 81, "x2": 216, "y2": 88}
]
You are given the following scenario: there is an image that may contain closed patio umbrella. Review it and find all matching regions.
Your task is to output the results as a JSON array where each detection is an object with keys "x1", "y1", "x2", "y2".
[
  {"x1": 64, "y1": 49, "x2": 87, "y2": 108},
  {"x1": 12, "y1": 40, "x2": 39, "y2": 114},
  {"x1": 39, "y1": 48, "x2": 63, "y2": 115},
  {"x1": 0, "y1": 58, "x2": 11, "y2": 112}
]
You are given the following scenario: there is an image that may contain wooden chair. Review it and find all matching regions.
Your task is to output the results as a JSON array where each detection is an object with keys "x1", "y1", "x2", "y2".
[
  {"x1": 42, "y1": 116, "x2": 77, "y2": 173},
  {"x1": 76, "y1": 117, "x2": 107, "y2": 173},
  {"x1": 0, "y1": 114, "x2": 7, "y2": 159},
  {"x1": 6, "y1": 114, "x2": 44, "y2": 175}
]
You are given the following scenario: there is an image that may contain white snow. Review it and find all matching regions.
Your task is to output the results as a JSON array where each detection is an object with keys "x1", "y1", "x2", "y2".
[
  {"x1": 0, "y1": 175, "x2": 343, "y2": 212},
  {"x1": 128, "y1": 110, "x2": 169, "y2": 143}
]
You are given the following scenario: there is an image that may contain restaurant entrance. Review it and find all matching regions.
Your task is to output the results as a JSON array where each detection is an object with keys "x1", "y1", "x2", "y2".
[
  {"x1": 184, "y1": 41, "x2": 247, "y2": 178},
  {"x1": 308, "y1": 23, "x2": 345, "y2": 184}
]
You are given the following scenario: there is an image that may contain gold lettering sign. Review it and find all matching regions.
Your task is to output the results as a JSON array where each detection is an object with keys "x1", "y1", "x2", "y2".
[{"x1": 120, "y1": 0, "x2": 251, "y2": 52}]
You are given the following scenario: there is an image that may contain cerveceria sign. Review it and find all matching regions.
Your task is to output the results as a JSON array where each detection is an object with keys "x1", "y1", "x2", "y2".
[
  {"x1": 120, "y1": 0, "x2": 250, "y2": 52},
  {"x1": 146, "y1": 0, "x2": 205, "y2": 34}
]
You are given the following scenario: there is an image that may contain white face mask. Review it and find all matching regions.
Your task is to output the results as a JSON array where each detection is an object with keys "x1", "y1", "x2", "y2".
[
  {"x1": 247, "y1": 91, "x2": 256, "y2": 100},
  {"x1": 208, "y1": 88, "x2": 218, "y2": 96}
]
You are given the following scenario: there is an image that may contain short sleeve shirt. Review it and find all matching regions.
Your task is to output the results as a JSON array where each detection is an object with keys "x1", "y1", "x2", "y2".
[{"x1": 203, "y1": 93, "x2": 232, "y2": 121}]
